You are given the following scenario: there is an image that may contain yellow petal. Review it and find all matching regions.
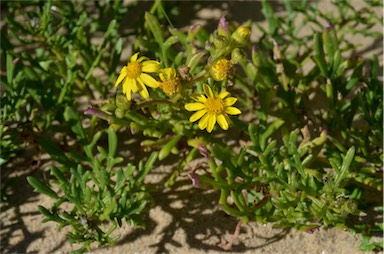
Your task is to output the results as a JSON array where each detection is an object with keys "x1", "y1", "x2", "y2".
[
  {"x1": 207, "y1": 114, "x2": 216, "y2": 133},
  {"x1": 225, "y1": 106, "x2": 242, "y2": 115},
  {"x1": 219, "y1": 91, "x2": 230, "y2": 99},
  {"x1": 114, "y1": 68, "x2": 126, "y2": 87},
  {"x1": 198, "y1": 114, "x2": 210, "y2": 130},
  {"x1": 123, "y1": 83, "x2": 132, "y2": 100},
  {"x1": 190, "y1": 94, "x2": 207, "y2": 103},
  {"x1": 140, "y1": 73, "x2": 159, "y2": 88},
  {"x1": 142, "y1": 61, "x2": 160, "y2": 73},
  {"x1": 130, "y1": 52, "x2": 140, "y2": 62},
  {"x1": 224, "y1": 97, "x2": 237, "y2": 106},
  {"x1": 139, "y1": 85, "x2": 149, "y2": 99},
  {"x1": 217, "y1": 114, "x2": 229, "y2": 130},
  {"x1": 203, "y1": 84, "x2": 214, "y2": 98},
  {"x1": 126, "y1": 78, "x2": 139, "y2": 93},
  {"x1": 189, "y1": 109, "x2": 207, "y2": 122},
  {"x1": 185, "y1": 102, "x2": 205, "y2": 111}
]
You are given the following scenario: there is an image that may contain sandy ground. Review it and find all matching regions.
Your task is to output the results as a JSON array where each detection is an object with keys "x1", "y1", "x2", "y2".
[{"x1": 1, "y1": 1, "x2": 383, "y2": 254}]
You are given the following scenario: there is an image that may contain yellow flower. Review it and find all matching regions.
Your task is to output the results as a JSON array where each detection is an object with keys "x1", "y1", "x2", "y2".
[
  {"x1": 210, "y1": 58, "x2": 234, "y2": 81},
  {"x1": 114, "y1": 52, "x2": 160, "y2": 100},
  {"x1": 159, "y1": 68, "x2": 181, "y2": 96},
  {"x1": 185, "y1": 84, "x2": 241, "y2": 133}
]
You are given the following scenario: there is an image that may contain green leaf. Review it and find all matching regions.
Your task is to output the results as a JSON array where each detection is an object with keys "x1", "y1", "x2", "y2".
[
  {"x1": 64, "y1": 107, "x2": 88, "y2": 146},
  {"x1": 145, "y1": 11, "x2": 164, "y2": 45},
  {"x1": 138, "y1": 152, "x2": 158, "y2": 183},
  {"x1": 27, "y1": 176, "x2": 59, "y2": 199},
  {"x1": 335, "y1": 146, "x2": 355, "y2": 186},
  {"x1": 6, "y1": 52, "x2": 14, "y2": 85},
  {"x1": 108, "y1": 128, "x2": 117, "y2": 158},
  {"x1": 158, "y1": 135, "x2": 181, "y2": 161},
  {"x1": 313, "y1": 32, "x2": 328, "y2": 77},
  {"x1": 260, "y1": 119, "x2": 284, "y2": 151}
]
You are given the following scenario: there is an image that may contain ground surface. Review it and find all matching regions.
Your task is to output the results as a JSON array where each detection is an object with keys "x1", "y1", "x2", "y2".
[{"x1": 1, "y1": 1, "x2": 383, "y2": 254}]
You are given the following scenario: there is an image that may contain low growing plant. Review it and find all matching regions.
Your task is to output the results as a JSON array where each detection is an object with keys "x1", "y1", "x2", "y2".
[{"x1": 3, "y1": 0, "x2": 381, "y2": 253}]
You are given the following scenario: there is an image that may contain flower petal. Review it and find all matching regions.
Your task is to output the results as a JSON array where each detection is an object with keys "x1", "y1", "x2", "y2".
[
  {"x1": 203, "y1": 84, "x2": 214, "y2": 98},
  {"x1": 126, "y1": 78, "x2": 139, "y2": 93},
  {"x1": 218, "y1": 91, "x2": 230, "y2": 99},
  {"x1": 225, "y1": 106, "x2": 242, "y2": 115},
  {"x1": 185, "y1": 102, "x2": 205, "y2": 111},
  {"x1": 207, "y1": 114, "x2": 216, "y2": 133},
  {"x1": 198, "y1": 114, "x2": 210, "y2": 130},
  {"x1": 140, "y1": 73, "x2": 159, "y2": 88},
  {"x1": 142, "y1": 61, "x2": 160, "y2": 73},
  {"x1": 114, "y1": 67, "x2": 126, "y2": 87},
  {"x1": 130, "y1": 52, "x2": 140, "y2": 62},
  {"x1": 122, "y1": 83, "x2": 132, "y2": 100},
  {"x1": 189, "y1": 109, "x2": 207, "y2": 122},
  {"x1": 224, "y1": 97, "x2": 237, "y2": 106},
  {"x1": 217, "y1": 114, "x2": 229, "y2": 130},
  {"x1": 139, "y1": 85, "x2": 149, "y2": 99},
  {"x1": 190, "y1": 94, "x2": 207, "y2": 103}
]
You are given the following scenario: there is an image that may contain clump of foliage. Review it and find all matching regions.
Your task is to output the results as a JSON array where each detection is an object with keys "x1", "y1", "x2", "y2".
[{"x1": 2, "y1": 0, "x2": 382, "y2": 253}]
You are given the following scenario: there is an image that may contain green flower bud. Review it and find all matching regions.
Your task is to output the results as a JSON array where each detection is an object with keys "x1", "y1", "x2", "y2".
[
  {"x1": 231, "y1": 48, "x2": 247, "y2": 64},
  {"x1": 213, "y1": 35, "x2": 229, "y2": 49},
  {"x1": 231, "y1": 25, "x2": 251, "y2": 46},
  {"x1": 115, "y1": 108, "x2": 125, "y2": 119},
  {"x1": 115, "y1": 94, "x2": 131, "y2": 110}
]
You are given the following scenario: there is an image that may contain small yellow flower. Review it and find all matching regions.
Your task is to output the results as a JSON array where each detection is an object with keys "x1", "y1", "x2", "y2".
[
  {"x1": 114, "y1": 52, "x2": 160, "y2": 100},
  {"x1": 185, "y1": 84, "x2": 241, "y2": 133},
  {"x1": 210, "y1": 58, "x2": 234, "y2": 81},
  {"x1": 159, "y1": 68, "x2": 181, "y2": 96}
]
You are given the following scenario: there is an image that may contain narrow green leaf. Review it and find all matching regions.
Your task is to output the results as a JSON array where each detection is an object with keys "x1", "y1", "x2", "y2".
[
  {"x1": 313, "y1": 32, "x2": 328, "y2": 77},
  {"x1": 335, "y1": 146, "x2": 355, "y2": 186},
  {"x1": 6, "y1": 52, "x2": 14, "y2": 85},
  {"x1": 260, "y1": 119, "x2": 284, "y2": 151},
  {"x1": 27, "y1": 176, "x2": 59, "y2": 199},
  {"x1": 138, "y1": 152, "x2": 158, "y2": 183},
  {"x1": 158, "y1": 135, "x2": 181, "y2": 161},
  {"x1": 64, "y1": 107, "x2": 88, "y2": 146},
  {"x1": 108, "y1": 128, "x2": 117, "y2": 158},
  {"x1": 145, "y1": 11, "x2": 164, "y2": 45}
]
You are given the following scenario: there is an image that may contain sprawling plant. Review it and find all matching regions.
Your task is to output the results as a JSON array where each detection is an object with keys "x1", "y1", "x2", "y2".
[{"x1": 2, "y1": 0, "x2": 382, "y2": 253}]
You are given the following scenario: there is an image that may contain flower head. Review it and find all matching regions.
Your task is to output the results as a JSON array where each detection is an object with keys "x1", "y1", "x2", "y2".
[
  {"x1": 159, "y1": 68, "x2": 181, "y2": 96},
  {"x1": 114, "y1": 52, "x2": 160, "y2": 100},
  {"x1": 210, "y1": 58, "x2": 234, "y2": 81},
  {"x1": 231, "y1": 26, "x2": 251, "y2": 46},
  {"x1": 185, "y1": 84, "x2": 241, "y2": 133}
]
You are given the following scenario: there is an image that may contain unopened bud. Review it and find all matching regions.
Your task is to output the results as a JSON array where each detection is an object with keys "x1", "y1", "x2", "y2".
[
  {"x1": 115, "y1": 94, "x2": 131, "y2": 110},
  {"x1": 231, "y1": 26, "x2": 251, "y2": 46},
  {"x1": 115, "y1": 108, "x2": 125, "y2": 119},
  {"x1": 231, "y1": 48, "x2": 247, "y2": 64},
  {"x1": 217, "y1": 16, "x2": 230, "y2": 38},
  {"x1": 213, "y1": 35, "x2": 229, "y2": 49}
]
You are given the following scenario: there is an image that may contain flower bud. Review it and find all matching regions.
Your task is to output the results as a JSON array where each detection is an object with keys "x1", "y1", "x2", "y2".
[
  {"x1": 115, "y1": 94, "x2": 131, "y2": 110},
  {"x1": 231, "y1": 48, "x2": 247, "y2": 64},
  {"x1": 213, "y1": 35, "x2": 229, "y2": 49},
  {"x1": 231, "y1": 25, "x2": 251, "y2": 46},
  {"x1": 115, "y1": 108, "x2": 125, "y2": 119},
  {"x1": 217, "y1": 16, "x2": 230, "y2": 38}
]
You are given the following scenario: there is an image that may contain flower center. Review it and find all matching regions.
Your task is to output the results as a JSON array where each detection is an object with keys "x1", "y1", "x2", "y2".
[
  {"x1": 126, "y1": 62, "x2": 141, "y2": 79},
  {"x1": 205, "y1": 97, "x2": 224, "y2": 115},
  {"x1": 160, "y1": 78, "x2": 181, "y2": 96},
  {"x1": 211, "y1": 59, "x2": 234, "y2": 81}
]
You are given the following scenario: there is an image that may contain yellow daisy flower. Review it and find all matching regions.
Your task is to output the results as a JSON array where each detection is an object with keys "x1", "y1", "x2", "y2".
[
  {"x1": 185, "y1": 84, "x2": 241, "y2": 133},
  {"x1": 210, "y1": 58, "x2": 234, "y2": 81},
  {"x1": 159, "y1": 68, "x2": 181, "y2": 96},
  {"x1": 114, "y1": 52, "x2": 160, "y2": 100}
]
